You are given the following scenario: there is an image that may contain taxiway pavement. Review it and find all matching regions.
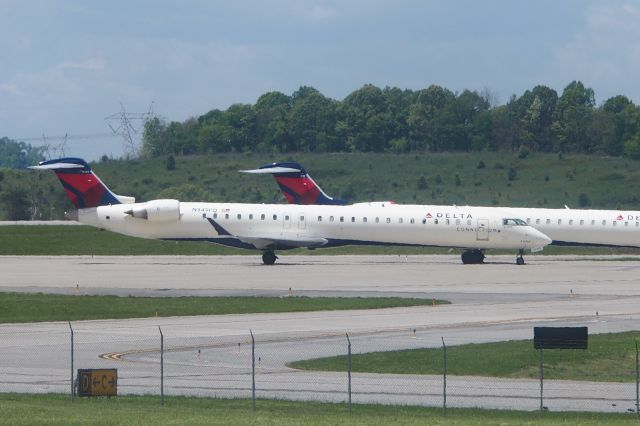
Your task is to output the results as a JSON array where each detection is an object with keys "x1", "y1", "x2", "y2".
[{"x1": 1, "y1": 255, "x2": 639, "y2": 412}]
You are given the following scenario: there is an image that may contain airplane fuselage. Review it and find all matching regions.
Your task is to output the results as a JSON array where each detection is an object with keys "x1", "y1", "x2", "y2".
[{"x1": 75, "y1": 201, "x2": 550, "y2": 252}]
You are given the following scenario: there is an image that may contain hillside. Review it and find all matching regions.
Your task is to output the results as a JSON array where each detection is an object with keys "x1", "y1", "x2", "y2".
[{"x1": 1, "y1": 152, "x2": 640, "y2": 220}]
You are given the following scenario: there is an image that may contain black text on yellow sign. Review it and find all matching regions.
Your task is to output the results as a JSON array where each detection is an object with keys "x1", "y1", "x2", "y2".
[{"x1": 78, "y1": 369, "x2": 117, "y2": 397}]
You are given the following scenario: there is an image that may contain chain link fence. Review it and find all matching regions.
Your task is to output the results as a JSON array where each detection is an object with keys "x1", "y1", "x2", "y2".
[{"x1": 1, "y1": 323, "x2": 638, "y2": 414}]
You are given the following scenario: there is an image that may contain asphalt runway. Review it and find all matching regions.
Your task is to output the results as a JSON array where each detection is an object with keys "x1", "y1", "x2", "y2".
[{"x1": 1, "y1": 254, "x2": 640, "y2": 413}]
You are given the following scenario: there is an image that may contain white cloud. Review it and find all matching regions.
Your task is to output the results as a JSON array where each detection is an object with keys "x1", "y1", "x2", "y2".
[
  {"x1": 0, "y1": 83, "x2": 24, "y2": 96},
  {"x1": 306, "y1": 4, "x2": 337, "y2": 21},
  {"x1": 58, "y1": 59, "x2": 106, "y2": 71},
  {"x1": 549, "y1": 2, "x2": 640, "y2": 102}
]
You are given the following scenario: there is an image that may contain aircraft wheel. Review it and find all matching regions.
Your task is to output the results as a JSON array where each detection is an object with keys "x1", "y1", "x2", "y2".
[
  {"x1": 262, "y1": 251, "x2": 277, "y2": 265},
  {"x1": 461, "y1": 250, "x2": 484, "y2": 264},
  {"x1": 516, "y1": 256, "x2": 525, "y2": 265}
]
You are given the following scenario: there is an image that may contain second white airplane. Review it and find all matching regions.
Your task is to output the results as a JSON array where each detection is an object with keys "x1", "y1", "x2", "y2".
[
  {"x1": 244, "y1": 162, "x2": 640, "y2": 255},
  {"x1": 32, "y1": 158, "x2": 551, "y2": 265}
]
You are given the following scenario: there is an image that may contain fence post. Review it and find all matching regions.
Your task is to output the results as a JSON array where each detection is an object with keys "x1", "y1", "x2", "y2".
[
  {"x1": 442, "y1": 337, "x2": 447, "y2": 414},
  {"x1": 250, "y1": 330, "x2": 256, "y2": 411},
  {"x1": 636, "y1": 341, "x2": 640, "y2": 416},
  {"x1": 159, "y1": 326, "x2": 164, "y2": 406},
  {"x1": 539, "y1": 348, "x2": 544, "y2": 412},
  {"x1": 346, "y1": 333, "x2": 352, "y2": 415},
  {"x1": 69, "y1": 321, "x2": 74, "y2": 401}
]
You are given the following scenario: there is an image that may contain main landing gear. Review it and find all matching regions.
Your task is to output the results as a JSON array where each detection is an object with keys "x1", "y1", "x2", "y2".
[
  {"x1": 461, "y1": 249, "x2": 485, "y2": 264},
  {"x1": 461, "y1": 249, "x2": 527, "y2": 265},
  {"x1": 262, "y1": 250, "x2": 278, "y2": 265}
]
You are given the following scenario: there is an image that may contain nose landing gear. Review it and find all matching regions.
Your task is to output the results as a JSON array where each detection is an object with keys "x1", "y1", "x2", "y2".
[{"x1": 516, "y1": 249, "x2": 525, "y2": 265}]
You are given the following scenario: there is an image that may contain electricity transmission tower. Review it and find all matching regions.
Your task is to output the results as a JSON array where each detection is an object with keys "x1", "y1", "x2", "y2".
[{"x1": 105, "y1": 102, "x2": 156, "y2": 158}]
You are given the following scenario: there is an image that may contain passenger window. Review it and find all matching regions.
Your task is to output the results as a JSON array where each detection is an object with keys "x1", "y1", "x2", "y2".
[
  {"x1": 363, "y1": 217, "x2": 367, "y2": 223},
  {"x1": 591, "y1": 220, "x2": 595, "y2": 225},
  {"x1": 602, "y1": 220, "x2": 606, "y2": 226},
  {"x1": 434, "y1": 219, "x2": 439, "y2": 224},
  {"x1": 225, "y1": 213, "x2": 229, "y2": 219},
  {"x1": 624, "y1": 222, "x2": 628, "y2": 227},
  {"x1": 422, "y1": 219, "x2": 427, "y2": 224},
  {"x1": 579, "y1": 219, "x2": 584, "y2": 225},
  {"x1": 446, "y1": 219, "x2": 450, "y2": 225},
  {"x1": 340, "y1": 216, "x2": 344, "y2": 222},
  {"x1": 386, "y1": 218, "x2": 391, "y2": 223},
  {"x1": 237, "y1": 214, "x2": 242, "y2": 220},
  {"x1": 300, "y1": 216, "x2": 304, "y2": 222},
  {"x1": 557, "y1": 219, "x2": 562, "y2": 225},
  {"x1": 536, "y1": 219, "x2": 540, "y2": 225},
  {"x1": 261, "y1": 214, "x2": 265, "y2": 220},
  {"x1": 569, "y1": 219, "x2": 573, "y2": 225},
  {"x1": 467, "y1": 219, "x2": 471, "y2": 225},
  {"x1": 214, "y1": 213, "x2": 218, "y2": 219},
  {"x1": 318, "y1": 216, "x2": 322, "y2": 222},
  {"x1": 375, "y1": 217, "x2": 380, "y2": 223},
  {"x1": 351, "y1": 217, "x2": 355, "y2": 222},
  {"x1": 411, "y1": 218, "x2": 415, "y2": 224},
  {"x1": 455, "y1": 219, "x2": 460, "y2": 225},
  {"x1": 249, "y1": 214, "x2": 253, "y2": 220},
  {"x1": 613, "y1": 221, "x2": 617, "y2": 227},
  {"x1": 284, "y1": 215, "x2": 289, "y2": 221},
  {"x1": 636, "y1": 222, "x2": 639, "y2": 227},
  {"x1": 202, "y1": 213, "x2": 206, "y2": 219},
  {"x1": 273, "y1": 214, "x2": 277, "y2": 220},
  {"x1": 526, "y1": 218, "x2": 531, "y2": 224},
  {"x1": 546, "y1": 219, "x2": 550, "y2": 224},
  {"x1": 330, "y1": 216, "x2": 334, "y2": 222},
  {"x1": 399, "y1": 218, "x2": 403, "y2": 224}
]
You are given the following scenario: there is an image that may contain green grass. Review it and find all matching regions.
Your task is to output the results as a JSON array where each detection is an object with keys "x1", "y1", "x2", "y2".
[
  {"x1": 2, "y1": 225, "x2": 640, "y2": 256},
  {"x1": 289, "y1": 331, "x2": 640, "y2": 382},
  {"x1": 0, "y1": 393, "x2": 636, "y2": 425},
  {"x1": 0, "y1": 292, "x2": 447, "y2": 323}
]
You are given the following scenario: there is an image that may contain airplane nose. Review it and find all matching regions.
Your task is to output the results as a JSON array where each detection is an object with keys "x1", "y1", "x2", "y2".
[{"x1": 533, "y1": 229, "x2": 552, "y2": 246}]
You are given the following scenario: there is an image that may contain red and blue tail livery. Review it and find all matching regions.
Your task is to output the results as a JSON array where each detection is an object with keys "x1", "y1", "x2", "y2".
[
  {"x1": 30, "y1": 158, "x2": 127, "y2": 208},
  {"x1": 241, "y1": 162, "x2": 347, "y2": 205}
]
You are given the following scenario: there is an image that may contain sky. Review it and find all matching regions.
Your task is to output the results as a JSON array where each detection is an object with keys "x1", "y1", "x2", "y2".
[{"x1": 1, "y1": 0, "x2": 639, "y2": 160}]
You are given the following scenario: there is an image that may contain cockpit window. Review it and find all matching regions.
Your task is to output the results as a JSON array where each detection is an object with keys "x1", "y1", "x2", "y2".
[{"x1": 503, "y1": 218, "x2": 527, "y2": 226}]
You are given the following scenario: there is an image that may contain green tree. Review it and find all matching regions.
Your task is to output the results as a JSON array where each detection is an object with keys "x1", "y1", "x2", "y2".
[
  {"x1": 254, "y1": 91, "x2": 292, "y2": 152},
  {"x1": 554, "y1": 81, "x2": 596, "y2": 153},
  {"x1": 288, "y1": 86, "x2": 338, "y2": 152},
  {"x1": 1, "y1": 185, "x2": 31, "y2": 220}
]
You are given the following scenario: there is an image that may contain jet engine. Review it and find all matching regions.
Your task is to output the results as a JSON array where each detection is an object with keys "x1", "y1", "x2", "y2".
[{"x1": 125, "y1": 199, "x2": 181, "y2": 221}]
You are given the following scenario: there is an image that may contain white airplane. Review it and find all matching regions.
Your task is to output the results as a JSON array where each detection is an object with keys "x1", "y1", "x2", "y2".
[
  {"x1": 246, "y1": 162, "x2": 640, "y2": 254},
  {"x1": 31, "y1": 158, "x2": 551, "y2": 265}
]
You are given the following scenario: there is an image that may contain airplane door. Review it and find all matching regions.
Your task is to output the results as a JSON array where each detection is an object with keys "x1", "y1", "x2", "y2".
[
  {"x1": 283, "y1": 213, "x2": 291, "y2": 229},
  {"x1": 476, "y1": 219, "x2": 489, "y2": 241},
  {"x1": 298, "y1": 214, "x2": 306, "y2": 229}
]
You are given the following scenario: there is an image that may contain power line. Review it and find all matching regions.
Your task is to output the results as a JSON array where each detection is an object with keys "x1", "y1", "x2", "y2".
[{"x1": 105, "y1": 101, "x2": 157, "y2": 158}]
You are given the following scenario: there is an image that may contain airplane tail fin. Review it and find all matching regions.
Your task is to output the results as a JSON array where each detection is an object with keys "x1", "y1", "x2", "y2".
[
  {"x1": 241, "y1": 162, "x2": 347, "y2": 205},
  {"x1": 30, "y1": 158, "x2": 134, "y2": 208}
]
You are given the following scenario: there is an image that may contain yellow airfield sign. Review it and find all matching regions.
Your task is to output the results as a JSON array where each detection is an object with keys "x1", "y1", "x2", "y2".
[{"x1": 78, "y1": 369, "x2": 117, "y2": 397}]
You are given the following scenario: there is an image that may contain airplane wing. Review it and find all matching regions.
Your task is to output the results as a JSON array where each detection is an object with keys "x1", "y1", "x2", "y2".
[
  {"x1": 206, "y1": 218, "x2": 327, "y2": 249},
  {"x1": 236, "y1": 235, "x2": 328, "y2": 250}
]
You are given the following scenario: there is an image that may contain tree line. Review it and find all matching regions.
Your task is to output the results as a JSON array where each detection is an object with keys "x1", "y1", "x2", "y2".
[
  {"x1": 0, "y1": 138, "x2": 46, "y2": 169},
  {"x1": 141, "y1": 81, "x2": 640, "y2": 158}
]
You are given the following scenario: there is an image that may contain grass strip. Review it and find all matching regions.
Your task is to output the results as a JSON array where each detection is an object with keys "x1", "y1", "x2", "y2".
[
  {"x1": 0, "y1": 292, "x2": 447, "y2": 323},
  {"x1": 0, "y1": 393, "x2": 635, "y2": 425},
  {"x1": 289, "y1": 331, "x2": 640, "y2": 383}
]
